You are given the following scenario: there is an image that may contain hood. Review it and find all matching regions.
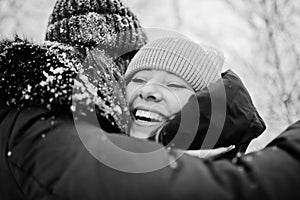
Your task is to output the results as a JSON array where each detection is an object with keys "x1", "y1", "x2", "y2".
[
  {"x1": 159, "y1": 70, "x2": 266, "y2": 151},
  {"x1": 0, "y1": 38, "x2": 130, "y2": 134}
]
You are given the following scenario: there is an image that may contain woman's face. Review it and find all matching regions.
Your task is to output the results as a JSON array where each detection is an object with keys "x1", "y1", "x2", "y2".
[{"x1": 126, "y1": 70, "x2": 195, "y2": 139}]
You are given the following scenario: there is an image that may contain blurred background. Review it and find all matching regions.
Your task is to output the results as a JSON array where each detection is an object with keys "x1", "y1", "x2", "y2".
[{"x1": 0, "y1": 0, "x2": 299, "y2": 152}]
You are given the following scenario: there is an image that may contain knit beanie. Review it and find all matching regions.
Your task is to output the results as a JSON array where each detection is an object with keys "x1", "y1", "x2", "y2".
[
  {"x1": 45, "y1": 0, "x2": 147, "y2": 60},
  {"x1": 125, "y1": 37, "x2": 224, "y2": 92}
]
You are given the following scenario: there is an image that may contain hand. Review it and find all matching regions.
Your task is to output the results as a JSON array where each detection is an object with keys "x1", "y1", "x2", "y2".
[{"x1": 185, "y1": 145, "x2": 235, "y2": 159}]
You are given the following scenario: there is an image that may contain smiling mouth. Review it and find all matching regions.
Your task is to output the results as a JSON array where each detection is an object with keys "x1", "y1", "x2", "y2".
[{"x1": 133, "y1": 109, "x2": 166, "y2": 124}]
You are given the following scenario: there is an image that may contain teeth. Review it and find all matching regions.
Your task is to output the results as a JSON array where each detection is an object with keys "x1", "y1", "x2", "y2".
[{"x1": 135, "y1": 109, "x2": 164, "y2": 122}]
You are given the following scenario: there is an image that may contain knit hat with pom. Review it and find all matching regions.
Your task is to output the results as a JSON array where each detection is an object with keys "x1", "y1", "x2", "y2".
[
  {"x1": 125, "y1": 37, "x2": 224, "y2": 92},
  {"x1": 45, "y1": 0, "x2": 147, "y2": 73}
]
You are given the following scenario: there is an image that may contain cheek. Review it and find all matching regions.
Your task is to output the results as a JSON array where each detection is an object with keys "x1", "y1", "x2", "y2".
[
  {"x1": 126, "y1": 83, "x2": 139, "y2": 104},
  {"x1": 180, "y1": 91, "x2": 194, "y2": 106},
  {"x1": 125, "y1": 85, "x2": 133, "y2": 103},
  {"x1": 167, "y1": 91, "x2": 194, "y2": 115}
]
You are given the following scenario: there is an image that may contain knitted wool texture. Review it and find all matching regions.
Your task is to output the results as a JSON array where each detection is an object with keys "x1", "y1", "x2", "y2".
[
  {"x1": 45, "y1": 0, "x2": 148, "y2": 74},
  {"x1": 125, "y1": 37, "x2": 224, "y2": 92},
  {"x1": 45, "y1": 0, "x2": 147, "y2": 52}
]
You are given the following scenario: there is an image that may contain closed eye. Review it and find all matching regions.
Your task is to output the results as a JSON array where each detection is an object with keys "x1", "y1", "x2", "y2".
[
  {"x1": 131, "y1": 77, "x2": 147, "y2": 84},
  {"x1": 166, "y1": 83, "x2": 188, "y2": 89}
]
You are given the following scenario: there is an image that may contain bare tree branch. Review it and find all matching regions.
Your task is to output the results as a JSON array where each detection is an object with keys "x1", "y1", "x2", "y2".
[{"x1": 224, "y1": 0, "x2": 300, "y2": 125}]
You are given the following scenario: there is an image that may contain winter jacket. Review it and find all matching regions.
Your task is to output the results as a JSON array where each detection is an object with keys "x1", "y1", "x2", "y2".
[
  {"x1": 1, "y1": 104, "x2": 300, "y2": 200},
  {"x1": 159, "y1": 70, "x2": 266, "y2": 158}
]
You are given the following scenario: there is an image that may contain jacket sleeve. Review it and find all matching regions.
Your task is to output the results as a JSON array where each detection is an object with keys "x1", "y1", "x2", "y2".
[
  {"x1": 4, "y1": 106, "x2": 300, "y2": 200},
  {"x1": 159, "y1": 70, "x2": 266, "y2": 155}
]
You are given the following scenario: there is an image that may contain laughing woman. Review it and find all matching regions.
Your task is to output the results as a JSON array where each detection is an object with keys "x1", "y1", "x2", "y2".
[{"x1": 124, "y1": 37, "x2": 266, "y2": 159}]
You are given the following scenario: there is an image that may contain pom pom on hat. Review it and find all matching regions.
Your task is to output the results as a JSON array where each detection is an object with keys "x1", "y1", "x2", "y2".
[
  {"x1": 45, "y1": 0, "x2": 147, "y2": 57},
  {"x1": 125, "y1": 37, "x2": 224, "y2": 92}
]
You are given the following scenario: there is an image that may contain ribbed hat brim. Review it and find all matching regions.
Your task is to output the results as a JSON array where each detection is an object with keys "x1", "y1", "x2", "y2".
[{"x1": 125, "y1": 37, "x2": 224, "y2": 92}]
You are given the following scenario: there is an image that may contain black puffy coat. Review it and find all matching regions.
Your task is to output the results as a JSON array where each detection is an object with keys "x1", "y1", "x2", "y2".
[{"x1": 1, "y1": 103, "x2": 300, "y2": 200}]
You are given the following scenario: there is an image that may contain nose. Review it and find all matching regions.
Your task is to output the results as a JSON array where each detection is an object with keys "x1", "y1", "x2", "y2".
[{"x1": 139, "y1": 83, "x2": 163, "y2": 102}]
